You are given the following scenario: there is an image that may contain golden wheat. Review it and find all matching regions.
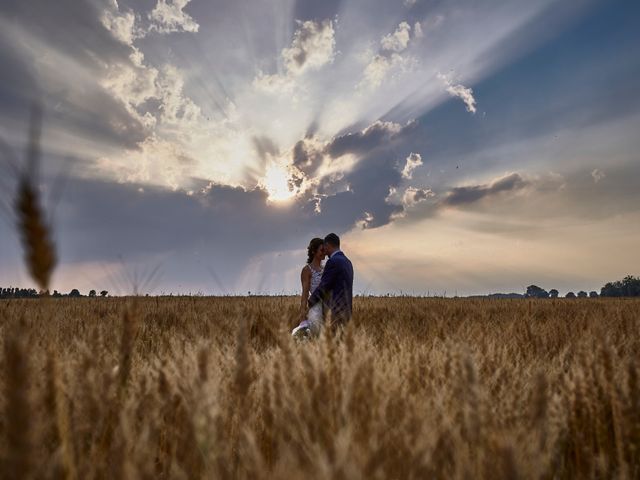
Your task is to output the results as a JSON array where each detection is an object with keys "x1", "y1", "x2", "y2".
[{"x1": 0, "y1": 296, "x2": 638, "y2": 479}]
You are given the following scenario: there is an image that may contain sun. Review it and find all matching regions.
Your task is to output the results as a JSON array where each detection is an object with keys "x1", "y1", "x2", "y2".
[{"x1": 261, "y1": 162, "x2": 296, "y2": 203}]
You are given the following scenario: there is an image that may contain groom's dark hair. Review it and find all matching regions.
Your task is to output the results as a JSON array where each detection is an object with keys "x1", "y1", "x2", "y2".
[{"x1": 324, "y1": 233, "x2": 340, "y2": 248}]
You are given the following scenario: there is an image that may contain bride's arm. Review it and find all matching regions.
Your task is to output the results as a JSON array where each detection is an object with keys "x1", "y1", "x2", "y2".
[{"x1": 299, "y1": 266, "x2": 311, "y2": 319}]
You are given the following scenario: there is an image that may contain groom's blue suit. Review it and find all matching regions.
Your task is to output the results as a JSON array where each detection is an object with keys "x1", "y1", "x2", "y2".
[{"x1": 308, "y1": 251, "x2": 354, "y2": 329}]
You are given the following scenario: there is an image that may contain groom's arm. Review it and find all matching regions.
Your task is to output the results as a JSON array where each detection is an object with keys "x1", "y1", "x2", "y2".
[{"x1": 308, "y1": 259, "x2": 337, "y2": 307}]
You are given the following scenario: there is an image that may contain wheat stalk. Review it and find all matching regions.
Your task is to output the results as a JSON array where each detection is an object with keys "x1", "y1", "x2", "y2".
[
  {"x1": 3, "y1": 332, "x2": 31, "y2": 478},
  {"x1": 14, "y1": 105, "x2": 56, "y2": 292}
]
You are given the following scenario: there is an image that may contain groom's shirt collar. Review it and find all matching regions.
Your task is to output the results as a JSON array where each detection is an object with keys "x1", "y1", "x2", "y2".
[{"x1": 330, "y1": 249, "x2": 341, "y2": 258}]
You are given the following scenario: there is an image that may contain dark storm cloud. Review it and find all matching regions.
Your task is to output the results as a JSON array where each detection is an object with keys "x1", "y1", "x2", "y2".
[
  {"x1": 298, "y1": 120, "x2": 419, "y2": 229},
  {"x1": 335, "y1": 150, "x2": 404, "y2": 229},
  {"x1": 52, "y1": 114, "x2": 419, "y2": 265},
  {"x1": 54, "y1": 176, "x2": 370, "y2": 265},
  {"x1": 325, "y1": 120, "x2": 414, "y2": 158},
  {"x1": 291, "y1": 119, "x2": 420, "y2": 229},
  {"x1": 57, "y1": 179, "x2": 289, "y2": 262},
  {"x1": 442, "y1": 173, "x2": 527, "y2": 206},
  {"x1": 397, "y1": 158, "x2": 640, "y2": 235},
  {"x1": 292, "y1": 138, "x2": 324, "y2": 177}
]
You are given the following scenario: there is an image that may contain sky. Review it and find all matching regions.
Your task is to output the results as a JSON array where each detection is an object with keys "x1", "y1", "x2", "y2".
[{"x1": 0, "y1": 0, "x2": 639, "y2": 296}]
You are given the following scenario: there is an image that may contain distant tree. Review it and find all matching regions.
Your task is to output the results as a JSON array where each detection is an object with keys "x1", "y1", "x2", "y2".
[
  {"x1": 549, "y1": 289, "x2": 559, "y2": 298},
  {"x1": 565, "y1": 292, "x2": 576, "y2": 298},
  {"x1": 589, "y1": 291, "x2": 599, "y2": 298},
  {"x1": 89, "y1": 289, "x2": 96, "y2": 297},
  {"x1": 601, "y1": 282, "x2": 617, "y2": 297},
  {"x1": 525, "y1": 285, "x2": 549, "y2": 298},
  {"x1": 600, "y1": 275, "x2": 640, "y2": 297},
  {"x1": 577, "y1": 291, "x2": 588, "y2": 298},
  {"x1": 52, "y1": 290, "x2": 61, "y2": 297},
  {"x1": 69, "y1": 289, "x2": 81, "y2": 298},
  {"x1": 100, "y1": 290, "x2": 108, "y2": 297}
]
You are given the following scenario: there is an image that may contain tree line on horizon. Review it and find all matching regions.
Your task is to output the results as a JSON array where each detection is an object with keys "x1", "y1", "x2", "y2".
[
  {"x1": 1, "y1": 275, "x2": 639, "y2": 300},
  {"x1": 524, "y1": 275, "x2": 640, "y2": 299},
  {"x1": 0, "y1": 287, "x2": 108, "y2": 299}
]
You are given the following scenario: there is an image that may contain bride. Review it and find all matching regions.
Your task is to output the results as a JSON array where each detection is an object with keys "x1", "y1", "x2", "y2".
[{"x1": 291, "y1": 238, "x2": 325, "y2": 340}]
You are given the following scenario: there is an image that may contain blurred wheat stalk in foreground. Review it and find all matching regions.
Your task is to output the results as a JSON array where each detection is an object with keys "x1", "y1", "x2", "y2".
[
  {"x1": 14, "y1": 104, "x2": 56, "y2": 293},
  {"x1": 0, "y1": 296, "x2": 638, "y2": 479}
]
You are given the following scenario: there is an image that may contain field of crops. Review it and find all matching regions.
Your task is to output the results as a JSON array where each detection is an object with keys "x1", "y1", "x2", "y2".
[{"x1": 1, "y1": 296, "x2": 639, "y2": 479}]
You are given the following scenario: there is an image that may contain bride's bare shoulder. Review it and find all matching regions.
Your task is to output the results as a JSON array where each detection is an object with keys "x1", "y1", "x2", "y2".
[{"x1": 300, "y1": 264, "x2": 311, "y2": 276}]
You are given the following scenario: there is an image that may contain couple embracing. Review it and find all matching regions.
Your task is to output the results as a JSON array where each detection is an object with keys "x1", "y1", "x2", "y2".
[{"x1": 291, "y1": 233, "x2": 354, "y2": 340}]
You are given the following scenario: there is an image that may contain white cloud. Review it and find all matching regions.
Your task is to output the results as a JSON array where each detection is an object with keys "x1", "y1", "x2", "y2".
[
  {"x1": 102, "y1": 48, "x2": 158, "y2": 107},
  {"x1": 359, "y1": 21, "x2": 422, "y2": 89},
  {"x1": 404, "y1": 0, "x2": 417, "y2": 7},
  {"x1": 414, "y1": 22, "x2": 424, "y2": 39},
  {"x1": 96, "y1": 5, "x2": 250, "y2": 189},
  {"x1": 438, "y1": 73, "x2": 477, "y2": 114},
  {"x1": 386, "y1": 185, "x2": 434, "y2": 217},
  {"x1": 401, "y1": 152, "x2": 423, "y2": 179},
  {"x1": 282, "y1": 20, "x2": 336, "y2": 75},
  {"x1": 101, "y1": 0, "x2": 199, "y2": 46},
  {"x1": 100, "y1": 0, "x2": 138, "y2": 45},
  {"x1": 359, "y1": 51, "x2": 417, "y2": 89},
  {"x1": 253, "y1": 20, "x2": 335, "y2": 94},
  {"x1": 403, "y1": 186, "x2": 434, "y2": 206},
  {"x1": 361, "y1": 54, "x2": 394, "y2": 88},
  {"x1": 356, "y1": 211, "x2": 375, "y2": 230},
  {"x1": 591, "y1": 168, "x2": 606, "y2": 183},
  {"x1": 381, "y1": 21, "x2": 411, "y2": 53},
  {"x1": 94, "y1": 134, "x2": 193, "y2": 188},
  {"x1": 148, "y1": 0, "x2": 199, "y2": 34},
  {"x1": 100, "y1": 44, "x2": 205, "y2": 134},
  {"x1": 155, "y1": 64, "x2": 203, "y2": 127}
]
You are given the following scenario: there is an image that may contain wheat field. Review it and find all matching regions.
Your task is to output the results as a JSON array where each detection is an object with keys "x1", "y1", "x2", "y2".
[{"x1": 0, "y1": 296, "x2": 638, "y2": 479}]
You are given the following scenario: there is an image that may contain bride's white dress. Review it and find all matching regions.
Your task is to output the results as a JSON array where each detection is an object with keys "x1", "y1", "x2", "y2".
[{"x1": 291, "y1": 264, "x2": 323, "y2": 338}]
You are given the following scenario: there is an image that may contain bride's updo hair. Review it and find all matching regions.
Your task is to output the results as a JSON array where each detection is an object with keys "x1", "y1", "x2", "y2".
[{"x1": 307, "y1": 238, "x2": 324, "y2": 264}]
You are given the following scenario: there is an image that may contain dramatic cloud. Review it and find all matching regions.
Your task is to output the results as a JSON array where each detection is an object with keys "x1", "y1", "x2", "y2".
[
  {"x1": 270, "y1": 118, "x2": 418, "y2": 229},
  {"x1": 443, "y1": 173, "x2": 527, "y2": 206},
  {"x1": 438, "y1": 73, "x2": 477, "y2": 114},
  {"x1": 278, "y1": 119, "x2": 417, "y2": 224},
  {"x1": 101, "y1": 0, "x2": 199, "y2": 46},
  {"x1": 292, "y1": 136, "x2": 325, "y2": 174},
  {"x1": 100, "y1": 0, "x2": 138, "y2": 45},
  {"x1": 148, "y1": 0, "x2": 199, "y2": 34},
  {"x1": 355, "y1": 211, "x2": 375, "y2": 230},
  {"x1": 401, "y1": 152, "x2": 423, "y2": 179},
  {"x1": 283, "y1": 20, "x2": 336, "y2": 74},
  {"x1": 403, "y1": 186, "x2": 434, "y2": 206},
  {"x1": 361, "y1": 55, "x2": 399, "y2": 89},
  {"x1": 381, "y1": 22, "x2": 412, "y2": 53},
  {"x1": 2, "y1": 0, "x2": 638, "y2": 294},
  {"x1": 254, "y1": 19, "x2": 335, "y2": 92},
  {"x1": 360, "y1": 21, "x2": 421, "y2": 88},
  {"x1": 100, "y1": 2, "x2": 203, "y2": 130},
  {"x1": 325, "y1": 120, "x2": 406, "y2": 158}
]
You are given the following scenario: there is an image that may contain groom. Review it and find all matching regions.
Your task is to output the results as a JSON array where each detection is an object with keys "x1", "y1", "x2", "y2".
[{"x1": 308, "y1": 233, "x2": 354, "y2": 333}]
